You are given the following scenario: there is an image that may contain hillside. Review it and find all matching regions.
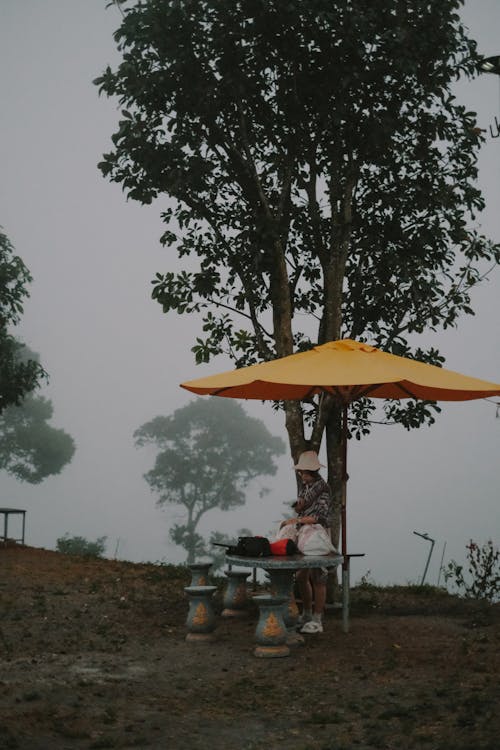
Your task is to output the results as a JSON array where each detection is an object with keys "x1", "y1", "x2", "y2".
[{"x1": 1, "y1": 545, "x2": 499, "y2": 750}]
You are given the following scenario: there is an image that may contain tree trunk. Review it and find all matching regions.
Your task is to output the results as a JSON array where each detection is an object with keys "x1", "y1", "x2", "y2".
[
  {"x1": 325, "y1": 404, "x2": 344, "y2": 603},
  {"x1": 326, "y1": 405, "x2": 343, "y2": 551},
  {"x1": 284, "y1": 401, "x2": 306, "y2": 461}
]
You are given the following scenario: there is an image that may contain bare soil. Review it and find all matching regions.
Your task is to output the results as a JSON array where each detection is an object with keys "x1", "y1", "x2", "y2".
[{"x1": 1, "y1": 544, "x2": 499, "y2": 750}]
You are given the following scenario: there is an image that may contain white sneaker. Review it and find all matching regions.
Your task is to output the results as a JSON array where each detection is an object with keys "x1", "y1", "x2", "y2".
[
  {"x1": 300, "y1": 620, "x2": 323, "y2": 634},
  {"x1": 296, "y1": 612, "x2": 312, "y2": 627}
]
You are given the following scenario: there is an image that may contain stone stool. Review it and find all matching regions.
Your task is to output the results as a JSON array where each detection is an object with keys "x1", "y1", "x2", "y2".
[
  {"x1": 267, "y1": 569, "x2": 300, "y2": 631},
  {"x1": 184, "y1": 585, "x2": 217, "y2": 642},
  {"x1": 221, "y1": 570, "x2": 250, "y2": 617},
  {"x1": 188, "y1": 562, "x2": 212, "y2": 587},
  {"x1": 253, "y1": 595, "x2": 290, "y2": 658},
  {"x1": 267, "y1": 569, "x2": 304, "y2": 646}
]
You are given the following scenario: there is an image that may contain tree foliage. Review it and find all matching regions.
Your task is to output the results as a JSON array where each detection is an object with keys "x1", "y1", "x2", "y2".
[
  {"x1": 444, "y1": 539, "x2": 500, "y2": 602},
  {"x1": 0, "y1": 391, "x2": 76, "y2": 483},
  {"x1": 0, "y1": 232, "x2": 75, "y2": 483},
  {"x1": 0, "y1": 228, "x2": 45, "y2": 412},
  {"x1": 97, "y1": 1, "x2": 500, "y2": 541},
  {"x1": 134, "y1": 398, "x2": 285, "y2": 562}
]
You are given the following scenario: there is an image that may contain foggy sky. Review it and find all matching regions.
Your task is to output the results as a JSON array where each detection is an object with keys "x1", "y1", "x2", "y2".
[{"x1": 1, "y1": 0, "x2": 499, "y2": 586}]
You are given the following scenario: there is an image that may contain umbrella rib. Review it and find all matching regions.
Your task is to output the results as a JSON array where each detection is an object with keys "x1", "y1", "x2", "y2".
[
  {"x1": 394, "y1": 382, "x2": 419, "y2": 399},
  {"x1": 326, "y1": 384, "x2": 381, "y2": 403},
  {"x1": 203, "y1": 382, "x2": 420, "y2": 400},
  {"x1": 322, "y1": 386, "x2": 353, "y2": 403},
  {"x1": 211, "y1": 386, "x2": 237, "y2": 396},
  {"x1": 350, "y1": 384, "x2": 382, "y2": 400},
  {"x1": 350, "y1": 383, "x2": 420, "y2": 400}
]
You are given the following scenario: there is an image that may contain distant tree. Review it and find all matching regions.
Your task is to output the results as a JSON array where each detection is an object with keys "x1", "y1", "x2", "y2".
[
  {"x1": 134, "y1": 398, "x2": 285, "y2": 563},
  {"x1": 0, "y1": 390, "x2": 76, "y2": 483},
  {"x1": 0, "y1": 228, "x2": 45, "y2": 412},
  {"x1": 56, "y1": 534, "x2": 107, "y2": 559}
]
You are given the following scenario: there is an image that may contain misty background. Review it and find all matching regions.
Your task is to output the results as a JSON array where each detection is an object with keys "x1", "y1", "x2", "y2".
[{"x1": 1, "y1": 0, "x2": 499, "y2": 586}]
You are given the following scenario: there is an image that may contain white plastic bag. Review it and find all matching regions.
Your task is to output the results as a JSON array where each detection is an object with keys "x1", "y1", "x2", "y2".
[
  {"x1": 274, "y1": 523, "x2": 299, "y2": 543},
  {"x1": 297, "y1": 524, "x2": 335, "y2": 556}
]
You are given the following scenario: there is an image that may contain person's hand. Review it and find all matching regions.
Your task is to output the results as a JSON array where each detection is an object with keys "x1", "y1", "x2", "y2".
[{"x1": 280, "y1": 518, "x2": 295, "y2": 528}]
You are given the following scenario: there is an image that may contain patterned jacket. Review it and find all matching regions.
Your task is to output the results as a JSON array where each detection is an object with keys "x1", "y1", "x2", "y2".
[{"x1": 297, "y1": 476, "x2": 332, "y2": 528}]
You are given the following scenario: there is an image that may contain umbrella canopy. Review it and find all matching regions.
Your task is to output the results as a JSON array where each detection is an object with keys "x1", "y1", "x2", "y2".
[
  {"x1": 181, "y1": 338, "x2": 500, "y2": 565},
  {"x1": 181, "y1": 339, "x2": 500, "y2": 403}
]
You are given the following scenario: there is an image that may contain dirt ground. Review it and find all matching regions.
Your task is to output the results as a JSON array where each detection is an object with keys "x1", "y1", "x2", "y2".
[{"x1": 1, "y1": 544, "x2": 499, "y2": 750}]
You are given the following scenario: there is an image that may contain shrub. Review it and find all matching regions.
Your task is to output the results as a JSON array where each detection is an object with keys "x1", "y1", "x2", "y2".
[
  {"x1": 56, "y1": 533, "x2": 107, "y2": 558},
  {"x1": 444, "y1": 539, "x2": 500, "y2": 602}
]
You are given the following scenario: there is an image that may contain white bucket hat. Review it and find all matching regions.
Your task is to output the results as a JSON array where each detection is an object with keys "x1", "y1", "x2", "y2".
[{"x1": 294, "y1": 450, "x2": 324, "y2": 472}]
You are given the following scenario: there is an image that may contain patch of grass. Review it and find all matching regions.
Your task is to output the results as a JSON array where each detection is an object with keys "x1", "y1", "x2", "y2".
[
  {"x1": 362, "y1": 728, "x2": 387, "y2": 749},
  {"x1": 0, "y1": 727, "x2": 19, "y2": 749},
  {"x1": 305, "y1": 710, "x2": 347, "y2": 725},
  {"x1": 145, "y1": 562, "x2": 190, "y2": 584},
  {"x1": 0, "y1": 625, "x2": 11, "y2": 654},
  {"x1": 32, "y1": 593, "x2": 47, "y2": 614},
  {"x1": 400, "y1": 584, "x2": 446, "y2": 597},
  {"x1": 129, "y1": 735, "x2": 150, "y2": 747},
  {"x1": 53, "y1": 722, "x2": 90, "y2": 740},
  {"x1": 380, "y1": 652, "x2": 400, "y2": 672},
  {"x1": 89, "y1": 736, "x2": 118, "y2": 749},
  {"x1": 377, "y1": 704, "x2": 415, "y2": 720},
  {"x1": 22, "y1": 691, "x2": 41, "y2": 702},
  {"x1": 101, "y1": 707, "x2": 117, "y2": 725}
]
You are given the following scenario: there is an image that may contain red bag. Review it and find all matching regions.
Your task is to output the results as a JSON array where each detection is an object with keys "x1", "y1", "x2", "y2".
[{"x1": 269, "y1": 539, "x2": 299, "y2": 556}]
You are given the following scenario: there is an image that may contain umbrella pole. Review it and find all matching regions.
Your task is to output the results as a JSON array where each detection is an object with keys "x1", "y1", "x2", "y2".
[
  {"x1": 341, "y1": 404, "x2": 348, "y2": 558},
  {"x1": 341, "y1": 404, "x2": 350, "y2": 633}
]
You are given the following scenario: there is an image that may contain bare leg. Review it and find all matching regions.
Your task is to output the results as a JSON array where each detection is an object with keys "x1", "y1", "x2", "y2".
[
  {"x1": 296, "y1": 569, "x2": 313, "y2": 611},
  {"x1": 312, "y1": 581, "x2": 326, "y2": 615}
]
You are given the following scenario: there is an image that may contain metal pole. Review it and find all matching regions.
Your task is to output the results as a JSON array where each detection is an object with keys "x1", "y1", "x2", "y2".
[
  {"x1": 341, "y1": 405, "x2": 350, "y2": 633},
  {"x1": 341, "y1": 405, "x2": 348, "y2": 559},
  {"x1": 413, "y1": 531, "x2": 435, "y2": 585},
  {"x1": 342, "y1": 558, "x2": 350, "y2": 633}
]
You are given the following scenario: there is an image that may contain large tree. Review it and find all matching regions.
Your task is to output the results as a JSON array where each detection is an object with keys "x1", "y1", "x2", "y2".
[
  {"x1": 134, "y1": 398, "x2": 285, "y2": 563},
  {"x1": 96, "y1": 1, "x2": 500, "y2": 543},
  {"x1": 0, "y1": 228, "x2": 45, "y2": 411}
]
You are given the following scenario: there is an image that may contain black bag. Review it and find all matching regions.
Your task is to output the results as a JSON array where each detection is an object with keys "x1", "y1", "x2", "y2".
[
  {"x1": 234, "y1": 536, "x2": 272, "y2": 557},
  {"x1": 213, "y1": 536, "x2": 272, "y2": 557}
]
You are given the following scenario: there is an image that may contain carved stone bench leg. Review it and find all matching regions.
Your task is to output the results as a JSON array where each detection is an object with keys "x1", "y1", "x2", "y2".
[
  {"x1": 253, "y1": 595, "x2": 290, "y2": 658},
  {"x1": 267, "y1": 569, "x2": 304, "y2": 645},
  {"x1": 221, "y1": 570, "x2": 250, "y2": 617},
  {"x1": 187, "y1": 562, "x2": 212, "y2": 587},
  {"x1": 184, "y1": 585, "x2": 217, "y2": 642}
]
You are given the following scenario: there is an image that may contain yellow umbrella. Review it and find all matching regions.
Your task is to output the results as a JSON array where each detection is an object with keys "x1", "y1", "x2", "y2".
[
  {"x1": 181, "y1": 338, "x2": 500, "y2": 540},
  {"x1": 181, "y1": 338, "x2": 500, "y2": 615},
  {"x1": 181, "y1": 338, "x2": 500, "y2": 402}
]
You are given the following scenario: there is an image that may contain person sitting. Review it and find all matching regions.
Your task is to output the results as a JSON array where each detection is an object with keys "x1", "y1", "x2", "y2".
[{"x1": 280, "y1": 450, "x2": 333, "y2": 634}]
